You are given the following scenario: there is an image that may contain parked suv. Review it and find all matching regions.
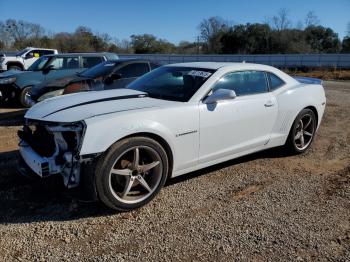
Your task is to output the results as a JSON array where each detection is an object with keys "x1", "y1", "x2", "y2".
[
  {"x1": 0, "y1": 52, "x2": 118, "y2": 106},
  {"x1": 28, "y1": 59, "x2": 159, "y2": 105},
  {"x1": 0, "y1": 47, "x2": 58, "y2": 71}
]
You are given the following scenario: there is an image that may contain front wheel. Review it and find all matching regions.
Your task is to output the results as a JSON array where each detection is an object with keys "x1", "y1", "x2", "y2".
[
  {"x1": 285, "y1": 108, "x2": 316, "y2": 154},
  {"x1": 19, "y1": 86, "x2": 32, "y2": 107},
  {"x1": 95, "y1": 137, "x2": 169, "y2": 211}
]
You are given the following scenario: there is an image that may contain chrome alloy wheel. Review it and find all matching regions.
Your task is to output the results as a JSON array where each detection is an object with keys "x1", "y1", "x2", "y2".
[
  {"x1": 108, "y1": 146, "x2": 163, "y2": 204},
  {"x1": 294, "y1": 114, "x2": 315, "y2": 150}
]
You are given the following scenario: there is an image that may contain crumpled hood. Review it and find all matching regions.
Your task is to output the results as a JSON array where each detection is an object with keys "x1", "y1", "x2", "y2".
[
  {"x1": 25, "y1": 89, "x2": 173, "y2": 122},
  {"x1": 0, "y1": 69, "x2": 27, "y2": 78}
]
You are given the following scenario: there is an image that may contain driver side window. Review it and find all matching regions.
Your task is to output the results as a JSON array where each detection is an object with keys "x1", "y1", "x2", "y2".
[
  {"x1": 213, "y1": 71, "x2": 268, "y2": 96},
  {"x1": 49, "y1": 57, "x2": 79, "y2": 70},
  {"x1": 26, "y1": 50, "x2": 40, "y2": 59}
]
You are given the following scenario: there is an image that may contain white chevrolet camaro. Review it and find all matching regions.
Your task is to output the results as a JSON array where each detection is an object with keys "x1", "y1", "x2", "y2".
[{"x1": 18, "y1": 62, "x2": 326, "y2": 210}]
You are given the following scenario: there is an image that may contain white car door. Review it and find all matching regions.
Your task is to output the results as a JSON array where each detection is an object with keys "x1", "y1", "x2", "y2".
[{"x1": 199, "y1": 70, "x2": 278, "y2": 164}]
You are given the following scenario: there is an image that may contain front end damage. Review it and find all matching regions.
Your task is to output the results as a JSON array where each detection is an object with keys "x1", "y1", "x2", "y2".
[{"x1": 18, "y1": 120, "x2": 90, "y2": 188}]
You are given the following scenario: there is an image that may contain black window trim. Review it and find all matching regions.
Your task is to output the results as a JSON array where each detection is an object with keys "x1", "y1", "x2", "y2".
[{"x1": 266, "y1": 71, "x2": 286, "y2": 92}]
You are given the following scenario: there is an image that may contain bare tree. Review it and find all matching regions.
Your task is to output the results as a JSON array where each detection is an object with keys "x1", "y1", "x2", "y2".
[
  {"x1": 198, "y1": 16, "x2": 229, "y2": 53},
  {"x1": 347, "y1": 22, "x2": 350, "y2": 36},
  {"x1": 272, "y1": 8, "x2": 291, "y2": 31},
  {"x1": 305, "y1": 11, "x2": 320, "y2": 27}
]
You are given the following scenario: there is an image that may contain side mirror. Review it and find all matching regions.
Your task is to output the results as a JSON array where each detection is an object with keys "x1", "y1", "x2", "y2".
[
  {"x1": 104, "y1": 73, "x2": 122, "y2": 85},
  {"x1": 204, "y1": 89, "x2": 237, "y2": 104}
]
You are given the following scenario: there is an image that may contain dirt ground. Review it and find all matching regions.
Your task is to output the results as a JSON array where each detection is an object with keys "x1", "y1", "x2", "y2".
[{"x1": 0, "y1": 81, "x2": 349, "y2": 261}]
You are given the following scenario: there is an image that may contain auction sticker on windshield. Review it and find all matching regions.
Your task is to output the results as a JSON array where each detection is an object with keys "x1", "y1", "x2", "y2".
[{"x1": 188, "y1": 70, "x2": 212, "y2": 78}]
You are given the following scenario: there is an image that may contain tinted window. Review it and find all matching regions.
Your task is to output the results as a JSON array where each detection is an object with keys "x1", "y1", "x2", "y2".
[
  {"x1": 48, "y1": 57, "x2": 79, "y2": 70},
  {"x1": 268, "y1": 72, "x2": 285, "y2": 91},
  {"x1": 82, "y1": 56, "x2": 103, "y2": 68},
  {"x1": 80, "y1": 61, "x2": 117, "y2": 78},
  {"x1": 38, "y1": 50, "x2": 55, "y2": 56},
  {"x1": 28, "y1": 56, "x2": 50, "y2": 71},
  {"x1": 26, "y1": 50, "x2": 40, "y2": 59},
  {"x1": 117, "y1": 63, "x2": 149, "y2": 78},
  {"x1": 128, "y1": 66, "x2": 215, "y2": 102},
  {"x1": 213, "y1": 71, "x2": 268, "y2": 96}
]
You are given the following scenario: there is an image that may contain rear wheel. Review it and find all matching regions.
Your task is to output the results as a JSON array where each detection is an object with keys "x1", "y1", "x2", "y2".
[
  {"x1": 19, "y1": 86, "x2": 32, "y2": 107},
  {"x1": 285, "y1": 108, "x2": 316, "y2": 154},
  {"x1": 95, "y1": 137, "x2": 169, "y2": 211}
]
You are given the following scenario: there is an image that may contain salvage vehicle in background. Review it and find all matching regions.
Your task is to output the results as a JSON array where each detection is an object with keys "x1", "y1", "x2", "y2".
[
  {"x1": 0, "y1": 47, "x2": 58, "y2": 71},
  {"x1": 18, "y1": 62, "x2": 326, "y2": 211},
  {"x1": 0, "y1": 52, "x2": 118, "y2": 107},
  {"x1": 27, "y1": 59, "x2": 159, "y2": 105}
]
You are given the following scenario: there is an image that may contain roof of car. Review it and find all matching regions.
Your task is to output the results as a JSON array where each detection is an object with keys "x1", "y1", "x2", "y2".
[
  {"x1": 44, "y1": 52, "x2": 117, "y2": 57},
  {"x1": 165, "y1": 62, "x2": 273, "y2": 70},
  {"x1": 26, "y1": 47, "x2": 57, "y2": 50},
  {"x1": 105, "y1": 58, "x2": 156, "y2": 63}
]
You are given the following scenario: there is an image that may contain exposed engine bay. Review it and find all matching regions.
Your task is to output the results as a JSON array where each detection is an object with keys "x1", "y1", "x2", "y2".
[{"x1": 18, "y1": 120, "x2": 87, "y2": 188}]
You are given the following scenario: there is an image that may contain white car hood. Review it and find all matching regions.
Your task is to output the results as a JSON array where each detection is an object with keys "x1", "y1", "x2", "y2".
[{"x1": 25, "y1": 89, "x2": 172, "y2": 122}]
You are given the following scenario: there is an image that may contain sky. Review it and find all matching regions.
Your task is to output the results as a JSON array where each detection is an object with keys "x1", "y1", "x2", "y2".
[{"x1": 0, "y1": 0, "x2": 349, "y2": 43}]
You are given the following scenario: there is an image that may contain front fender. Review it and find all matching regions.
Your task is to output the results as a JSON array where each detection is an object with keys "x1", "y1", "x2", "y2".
[{"x1": 80, "y1": 113, "x2": 176, "y2": 158}]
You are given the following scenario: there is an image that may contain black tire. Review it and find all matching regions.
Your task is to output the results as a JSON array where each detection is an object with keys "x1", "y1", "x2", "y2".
[
  {"x1": 95, "y1": 136, "x2": 169, "y2": 211},
  {"x1": 19, "y1": 86, "x2": 32, "y2": 107},
  {"x1": 8, "y1": 65, "x2": 22, "y2": 71},
  {"x1": 285, "y1": 108, "x2": 316, "y2": 154}
]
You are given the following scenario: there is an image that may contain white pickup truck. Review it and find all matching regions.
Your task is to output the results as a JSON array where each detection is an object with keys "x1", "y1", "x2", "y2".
[{"x1": 0, "y1": 47, "x2": 58, "y2": 71}]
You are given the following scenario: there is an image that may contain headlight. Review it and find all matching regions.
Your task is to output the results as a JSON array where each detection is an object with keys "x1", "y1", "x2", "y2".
[
  {"x1": 0, "y1": 77, "x2": 16, "y2": 85},
  {"x1": 0, "y1": 57, "x2": 5, "y2": 63},
  {"x1": 37, "y1": 89, "x2": 64, "y2": 102}
]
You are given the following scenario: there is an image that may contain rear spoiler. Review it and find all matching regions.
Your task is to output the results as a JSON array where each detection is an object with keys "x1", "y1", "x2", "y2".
[{"x1": 292, "y1": 76, "x2": 323, "y2": 85}]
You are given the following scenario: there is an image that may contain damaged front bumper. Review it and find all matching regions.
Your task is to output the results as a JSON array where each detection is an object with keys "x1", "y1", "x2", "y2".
[{"x1": 18, "y1": 120, "x2": 89, "y2": 188}]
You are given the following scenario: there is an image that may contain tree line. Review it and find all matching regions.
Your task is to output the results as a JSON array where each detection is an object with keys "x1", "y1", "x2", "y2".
[{"x1": 0, "y1": 9, "x2": 349, "y2": 54}]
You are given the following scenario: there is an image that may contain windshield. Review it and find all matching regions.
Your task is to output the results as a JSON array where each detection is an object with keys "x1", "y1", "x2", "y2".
[
  {"x1": 27, "y1": 56, "x2": 50, "y2": 71},
  {"x1": 80, "y1": 61, "x2": 118, "y2": 78},
  {"x1": 128, "y1": 66, "x2": 215, "y2": 102},
  {"x1": 16, "y1": 48, "x2": 31, "y2": 56}
]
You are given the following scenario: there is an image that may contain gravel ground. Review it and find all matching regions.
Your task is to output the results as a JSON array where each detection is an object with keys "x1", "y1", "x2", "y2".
[{"x1": 0, "y1": 81, "x2": 349, "y2": 261}]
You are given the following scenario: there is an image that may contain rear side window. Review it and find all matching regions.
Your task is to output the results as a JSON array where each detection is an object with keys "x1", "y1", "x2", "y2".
[
  {"x1": 38, "y1": 50, "x2": 55, "y2": 56},
  {"x1": 117, "y1": 63, "x2": 150, "y2": 78},
  {"x1": 82, "y1": 56, "x2": 103, "y2": 68},
  {"x1": 268, "y1": 72, "x2": 285, "y2": 91},
  {"x1": 213, "y1": 70, "x2": 268, "y2": 96}
]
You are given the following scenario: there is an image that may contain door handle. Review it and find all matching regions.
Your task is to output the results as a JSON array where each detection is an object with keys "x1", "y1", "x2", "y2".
[{"x1": 264, "y1": 101, "x2": 275, "y2": 107}]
